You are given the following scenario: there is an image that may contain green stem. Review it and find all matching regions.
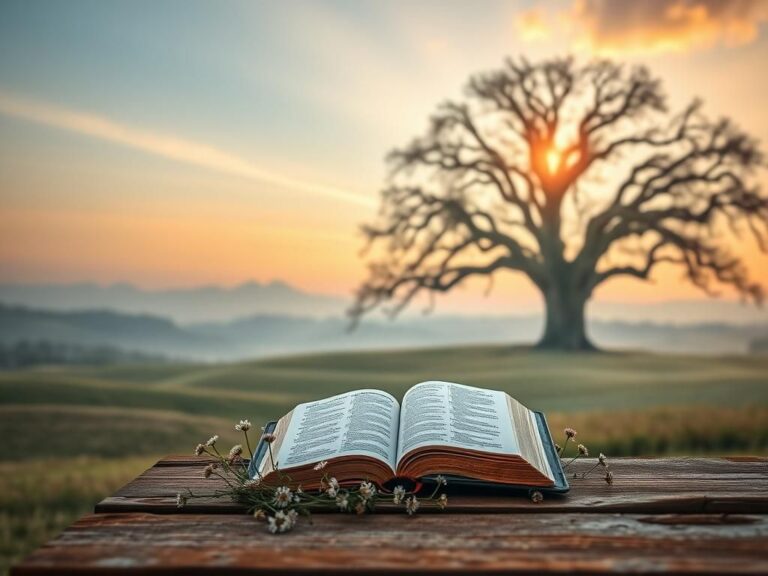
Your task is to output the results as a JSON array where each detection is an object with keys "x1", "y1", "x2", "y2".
[
  {"x1": 244, "y1": 431, "x2": 254, "y2": 460},
  {"x1": 212, "y1": 470, "x2": 237, "y2": 489},
  {"x1": 563, "y1": 453, "x2": 581, "y2": 470},
  {"x1": 581, "y1": 461, "x2": 601, "y2": 478}
]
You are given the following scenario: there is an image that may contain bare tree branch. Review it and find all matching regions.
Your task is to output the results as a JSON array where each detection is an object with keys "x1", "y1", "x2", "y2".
[{"x1": 350, "y1": 56, "x2": 767, "y2": 349}]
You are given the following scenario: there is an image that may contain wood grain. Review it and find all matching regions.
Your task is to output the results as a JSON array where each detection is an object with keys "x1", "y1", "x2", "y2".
[
  {"x1": 96, "y1": 456, "x2": 768, "y2": 515},
  {"x1": 12, "y1": 512, "x2": 768, "y2": 575},
  {"x1": 13, "y1": 456, "x2": 768, "y2": 574}
]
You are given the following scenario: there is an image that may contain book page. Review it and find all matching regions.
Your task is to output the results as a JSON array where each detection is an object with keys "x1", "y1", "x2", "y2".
[
  {"x1": 397, "y1": 381, "x2": 520, "y2": 463},
  {"x1": 275, "y1": 389, "x2": 400, "y2": 471}
]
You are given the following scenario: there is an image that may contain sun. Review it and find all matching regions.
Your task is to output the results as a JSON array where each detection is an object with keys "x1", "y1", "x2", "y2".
[{"x1": 546, "y1": 147, "x2": 562, "y2": 174}]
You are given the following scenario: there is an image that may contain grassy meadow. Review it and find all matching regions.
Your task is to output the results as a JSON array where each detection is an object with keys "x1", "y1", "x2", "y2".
[{"x1": 2, "y1": 345, "x2": 768, "y2": 573}]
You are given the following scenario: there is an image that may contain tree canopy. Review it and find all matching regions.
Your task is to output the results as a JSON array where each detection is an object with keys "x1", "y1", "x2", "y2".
[{"x1": 350, "y1": 57, "x2": 767, "y2": 349}]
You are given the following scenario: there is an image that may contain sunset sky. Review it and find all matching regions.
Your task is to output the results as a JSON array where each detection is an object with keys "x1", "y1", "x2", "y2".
[{"x1": 1, "y1": 0, "x2": 767, "y2": 314}]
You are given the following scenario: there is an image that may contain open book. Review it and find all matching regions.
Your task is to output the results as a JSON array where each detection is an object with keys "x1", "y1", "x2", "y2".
[{"x1": 251, "y1": 381, "x2": 566, "y2": 492}]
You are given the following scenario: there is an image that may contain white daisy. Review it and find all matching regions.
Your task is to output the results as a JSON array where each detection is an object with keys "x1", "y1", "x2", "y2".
[
  {"x1": 405, "y1": 495, "x2": 419, "y2": 515},
  {"x1": 358, "y1": 481, "x2": 376, "y2": 501},
  {"x1": 273, "y1": 486, "x2": 292, "y2": 509},
  {"x1": 267, "y1": 510, "x2": 296, "y2": 534},
  {"x1": 392, "y1": 485, "x2": 406, "y2": 505},
  {"x1": 203, "y1": 463, "x2": 217, "y2": 478},
  {"x1": 235, "y1": 419, "x2": 252, "y2": 432},
  {"x1": 336, "y1": 492, "x2": 349, "y2": 511}
]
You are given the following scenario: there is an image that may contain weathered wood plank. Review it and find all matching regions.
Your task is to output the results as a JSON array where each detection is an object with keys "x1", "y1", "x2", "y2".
[
  {"x1": 13, "y1": 512, "x2": 768, "y2": 575},
  {"x1": 96, "y1": 456, "x2": 768, "y2": 515}
]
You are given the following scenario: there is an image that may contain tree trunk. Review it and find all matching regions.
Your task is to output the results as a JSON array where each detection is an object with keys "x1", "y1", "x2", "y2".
[{"x1": 535, "y1": 282, "x2": 595, "y2": 351}]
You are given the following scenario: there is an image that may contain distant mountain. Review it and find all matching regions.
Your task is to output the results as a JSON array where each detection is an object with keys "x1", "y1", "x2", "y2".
[
  {"x1": 0, "y1": 340, "x2": 166, "y2": 368},
  {"x1": 0, "y1": 304, "x2": 211, "y2": 359},
  {"x1": 0, "y1": 281, "x2": 346, "y2": 323},
  {"x1": 0, "y1": 281, "x2": 766, "y2": 326},
  {"x1": 1, "y1": 302, "x2": 766, "y2": 363}
]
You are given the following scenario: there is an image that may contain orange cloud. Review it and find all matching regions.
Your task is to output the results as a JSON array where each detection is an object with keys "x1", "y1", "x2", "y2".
[
  {"x1": 515, "y1": 8, "x2": 552, "y2": 42},
  {"x1": 571, "y1": 0, "x2": 768, "y2": 55}
]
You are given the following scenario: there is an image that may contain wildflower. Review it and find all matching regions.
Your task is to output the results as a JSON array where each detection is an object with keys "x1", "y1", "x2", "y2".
[
  {"x1": 405, "y1": 495, "x2": 419, "y2": 515},
  {"x1": 336, "y1": 492, "x2": 349, "y2": 511},
  {"x1": 235, "y1": 419, "x2": 251, "y2": 432},
  {"x1": 194, "y1": 443, "x2": 205, "y2": 456},
  {"x1": 273, "y1": 486, "x2": 293, "y2": 509},
  {"x1": 355, "y1": 501, "x2": 366, "y2": 515},
  {"x1": 229, "y1": 444, "x2": 243, "y2": 458},
  {"x1": 392, "y1": 485, "x2": 406, "y2": 505},
  {"x1": 262, "y1": 433, "x2": 276, "y2": 444},
  {"x1": 530, "y1": 490, "x2": 544, "y2": 504},
  {"x1": 244, "y1": 478, "x2": 261, "y2": 489},
  {"x1": 175, "y1": 493, "x2": 187, "y2": 508},
  {"x1": 313, "y1": 460, "x2": 328, "y2": 471},
  {"x1": 358, "y1": 481, "x2": 376, "y2": 501},
  {"x1": 437, "y1": 493, "x2": 448, "y2": 510},
  {"x1": 605, "y1": 470, "x2": 614, "y2": 485},
  {"x1": 203, "y1": 463, "x2": 217, "y2": 478},
  {"x1": 598, "y1": 453, "x2": 607, "y2": 467},
  {"x1": 564, "y1": 428, "x2": 577, "y2": 439},
  {"x1": 435, "y1": 475, "x2": 448, "y2": 486},
  {"x1": 321, "y1": 476, "x2": 339, "y2": 497},
  {"x1": 267, "y1": 510, "x2": 296, "y2": 534},
  {"x1": 205, "y1": 435, "x2": 219, "y2": 447},
  {"x1": 253, "y1": 508, "x2": 266, "y2": 520},
  {"x1": 578, "y1": 444, "x2": 589, "y2": 456}
]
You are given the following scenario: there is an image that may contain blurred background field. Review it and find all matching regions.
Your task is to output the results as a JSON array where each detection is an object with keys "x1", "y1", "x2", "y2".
[
  {"x1": 1, "y1": 346, "x2": 767, "y2": 573},
  {"x1": 3, "y1": 1, "x2": 768, "y2": 573}
]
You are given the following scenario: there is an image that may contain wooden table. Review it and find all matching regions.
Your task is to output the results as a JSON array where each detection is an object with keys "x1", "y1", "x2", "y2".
[{"x1": 12, "y1": 456, "x2": 768, "y2": 574}]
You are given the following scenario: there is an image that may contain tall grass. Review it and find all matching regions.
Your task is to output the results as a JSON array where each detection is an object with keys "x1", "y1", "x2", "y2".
[
  {"x1": 3, "y1": 347, "x2": 767, "y2": 573},
  {"x1": 0, "y1": 456, "x2": 154, "y2": 575},
  {"x1": 548, "y1": 405, "x2": 768, "y2": 456},
  {"x1": 0, "y1": 405, "x2": 240, "y2": 461}
]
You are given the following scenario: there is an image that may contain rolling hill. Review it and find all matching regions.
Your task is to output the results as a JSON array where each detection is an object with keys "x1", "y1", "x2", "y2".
[
  {"x1": 2, "y1": 302, "x2": 767, "y2": 361},
  {"x1": 2, "y1": 345, "x2": 766, "y2": 574}
]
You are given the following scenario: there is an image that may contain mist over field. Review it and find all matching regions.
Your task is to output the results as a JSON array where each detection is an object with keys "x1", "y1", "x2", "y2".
[
  {"x1": 3, "y1": 0, "x2": 768, "y2": 571},
  {"x1": 1, "y1": 281, "x2": 767, "y2": 364}
]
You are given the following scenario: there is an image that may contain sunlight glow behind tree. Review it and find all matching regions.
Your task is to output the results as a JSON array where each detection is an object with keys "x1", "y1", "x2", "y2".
[{"x1": 350, "y1": 57, "x2": 768, "y2": 350}]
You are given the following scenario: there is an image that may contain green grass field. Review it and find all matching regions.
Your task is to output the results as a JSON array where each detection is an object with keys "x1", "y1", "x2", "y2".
[{"x1": 2, "y1": 346, "x2": 768, "y2": 573}]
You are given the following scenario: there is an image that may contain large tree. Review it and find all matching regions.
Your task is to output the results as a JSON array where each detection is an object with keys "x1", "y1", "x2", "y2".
[{"x1": 349, "y1": 57, "x2": 767, "y2": 350}]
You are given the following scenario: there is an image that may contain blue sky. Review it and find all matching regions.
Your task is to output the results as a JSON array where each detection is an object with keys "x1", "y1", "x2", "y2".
[{"x1": 1, "y1": 0, "x2": 767, "y2": 312}]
